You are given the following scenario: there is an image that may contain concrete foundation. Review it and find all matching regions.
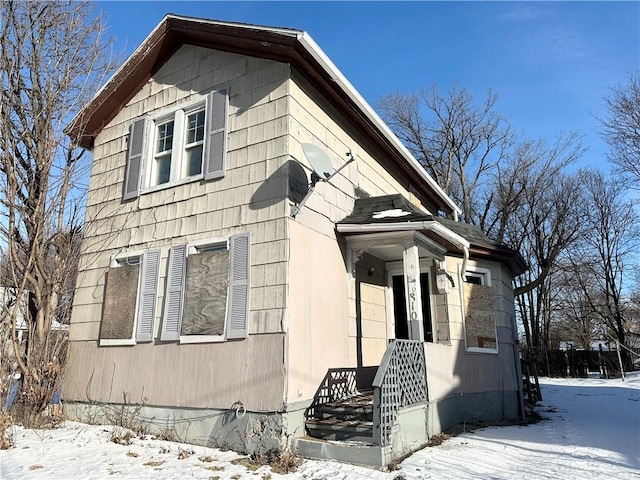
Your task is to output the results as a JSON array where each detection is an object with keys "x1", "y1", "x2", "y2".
[
  {"x1": 64, "y1": 401, "x2": 285, "y2": 455},
  {"x1": 429, "y1": 389, "x2": 520, "y2": 434}
]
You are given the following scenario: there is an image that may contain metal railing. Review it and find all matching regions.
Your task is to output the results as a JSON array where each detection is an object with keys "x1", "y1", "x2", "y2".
[
  {"x1": 372, "y1": 339, "x2": 428, "y2": 446},
  {"x1": 304, "y1": 368, "x2": 358, "y2": 419}
]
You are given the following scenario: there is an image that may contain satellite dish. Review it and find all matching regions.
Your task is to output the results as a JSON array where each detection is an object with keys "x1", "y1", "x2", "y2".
[
  {"x1": 291, "y1": 143, "x2": 357, "y2": 218},
  {"x1": 302, "y1": 143, "x2": 333, "y2": 180}
]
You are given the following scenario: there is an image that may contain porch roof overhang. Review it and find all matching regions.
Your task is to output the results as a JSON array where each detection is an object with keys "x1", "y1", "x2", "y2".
[
  {"x1": 337, "y1": 222, "x2": 469, "y2": 255},
  {"x1": 342, "y1": 230, "x2": 449, "y2": 263},
  {"x1": 336, "y1": 194, "x2": 528, "y2": 276}
]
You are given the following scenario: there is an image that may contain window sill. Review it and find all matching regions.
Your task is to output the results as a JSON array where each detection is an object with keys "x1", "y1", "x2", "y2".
[
  {"x1": 140, "y1": 174, "x2": 204, "y2": 196},
  {"x1": 99, "y1": 338, "x2": 136, "y2": 347},
  {"x1": 465, "y1": 346, "x2": 499, "y2": 354},
  {"x1": 179, "y1": 334, "x2": 226, "y2": 344}
]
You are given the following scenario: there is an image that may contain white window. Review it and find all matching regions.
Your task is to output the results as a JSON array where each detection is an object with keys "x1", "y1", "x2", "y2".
[
  {"x1": 99, "y1": 250, "x2": 160, "y2": 346},
  {"x1": 123, "y1": 88, "x2": 229, "y2": 200},
  {"x1": 184, "y1": 109, "x2": 206, "y2": 177},
  {"x1": 148, "y1": 104, "x2": 206, "y2": 188},
  {"x1": 152, "y1": 119, "x2": 174, "y2": 185},
  {"x1": 160, "y1": 233, "x2": 251, "y2": 343}
]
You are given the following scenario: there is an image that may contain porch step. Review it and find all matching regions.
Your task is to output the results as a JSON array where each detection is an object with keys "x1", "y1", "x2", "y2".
[
  {"x1": 293, "y1": 436, "x2": 389, "y2": 467},
  {"x1": 305, "y1": 392, "x2": 374, "y2": 442},
  {"x1": 315, "y1": 392, "x2": 374, "y2": 422},
  {"x1": 305, "y1": 418, "x2": 374, "y2": 443}
]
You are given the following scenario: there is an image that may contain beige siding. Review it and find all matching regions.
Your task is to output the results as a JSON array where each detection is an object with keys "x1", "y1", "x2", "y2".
[
  {"x1": 284, "y1": 70, "x2": 440, "y2": 394},
  {"x1": 286, "y1": 220, "x2": 350, "y2": 403},
  {"x1": 355, "y1": 254, "x2": 389, "y2": 366},
  {"x1": 287, "y1": 71, "x2": 434, "y2": 233},
  {"x1": 64, "y1": 334, "x2": 285, "y2": 411},
  {"x1": 68, "y1": 46, "x2": 292, "y2": 409},
  {"x1": 425, "y1": 257, "x2": 519, "y2": 401}
]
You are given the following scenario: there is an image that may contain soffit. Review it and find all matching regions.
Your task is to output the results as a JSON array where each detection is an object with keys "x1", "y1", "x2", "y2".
[{"x1": 337, "y1": 194, "x2": 528, "y2": 275}]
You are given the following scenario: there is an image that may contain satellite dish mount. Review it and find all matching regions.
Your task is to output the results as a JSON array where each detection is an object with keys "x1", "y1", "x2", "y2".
[{"x1": 291, "y1": 143, "x2": 357, "y2": 217}]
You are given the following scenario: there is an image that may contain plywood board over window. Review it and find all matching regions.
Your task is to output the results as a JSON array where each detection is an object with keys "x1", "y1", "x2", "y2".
[
  {"x1": 99, "y1": 250, "x2": 161, "y2": 345},
  {"x1": 160, "y1": 232, "x2": 251, "y2": 343},
  {"x1": 182, "y1": 250, "x2": 230, "y2": 336},
  {"x1": 100, "y1": 263, "x2": 139, "y2": 340},
  {"x1": 463, "y1": 282, "x2": 497, "y2": 350}
]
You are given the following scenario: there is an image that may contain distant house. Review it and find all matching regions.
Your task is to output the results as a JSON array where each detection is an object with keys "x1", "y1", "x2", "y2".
[
  {"x1": 1, "y1": 287, "x2": 68, "y2": 343},
  {"x1": 1, "y1": 287, "x2": 25, "y2": 346},
  {"x1": 63, "y1": 15, "x2": 527, "y2": 466}
]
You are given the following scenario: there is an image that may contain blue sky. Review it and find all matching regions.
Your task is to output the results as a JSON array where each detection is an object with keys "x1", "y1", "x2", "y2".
[{"x1": 96, "y1": 1, "x2": 639, "y2": 168}]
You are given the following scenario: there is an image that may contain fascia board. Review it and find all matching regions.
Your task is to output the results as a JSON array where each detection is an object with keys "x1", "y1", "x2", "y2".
[
  {"x1": 337, "y1": 221, "x2": 470, "y2": 250},
  {"x1": 297, "y1": 32, "x2": 461, "y2": 217}
]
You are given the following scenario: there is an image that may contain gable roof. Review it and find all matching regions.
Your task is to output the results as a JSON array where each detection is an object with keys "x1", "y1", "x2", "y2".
[{"x1": 67, "y1": 14, "x2": 460, "y2": 217}]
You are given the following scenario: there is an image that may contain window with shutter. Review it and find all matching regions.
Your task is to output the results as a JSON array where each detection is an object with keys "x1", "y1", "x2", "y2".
[
  {"x1": 122, "y1": 88, "x2": 229, "y2": 199},
  {"x1": 100, "y1": 250, "x2": 160, "y2": 346},
  {"x1": 159, "y1": 232, "x2": 250, "y2": 344}
]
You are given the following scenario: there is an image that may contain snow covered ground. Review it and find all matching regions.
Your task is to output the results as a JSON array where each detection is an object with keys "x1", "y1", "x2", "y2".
[{"x1": 1, "y1": 373, "x2": 638, "y2": 479}]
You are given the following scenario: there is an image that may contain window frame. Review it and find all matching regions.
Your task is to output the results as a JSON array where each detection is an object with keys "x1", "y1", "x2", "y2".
[
  {"x1": 145, "y1": 99, "x2": 206, "y2": 190},
  {"x1": 464, "y1": 267, "x2": 492, "y2": 287},
  {"x1": 99, "y1": 249, "x2": 160, "y2": 347},
  {"x1": 123, "y1": 87, "x2": 229, "y2": 200},
  {"x1": 151, "y1": 116, "x2": 175, "y2": 186},
  {"x1": 159, "y1": 232, "x2": 251, "y2": 344},
  {"x1": 461, "y1": 266, "x2": 499, "y2": 354},
  {"x1": 183, "y1": 108, "x2": 206, "y2": 178}
]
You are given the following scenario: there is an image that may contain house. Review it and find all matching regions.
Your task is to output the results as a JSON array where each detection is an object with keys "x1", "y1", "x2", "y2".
[{"x1": 63, "y1": 15, "x2": 527, "y2": 466}]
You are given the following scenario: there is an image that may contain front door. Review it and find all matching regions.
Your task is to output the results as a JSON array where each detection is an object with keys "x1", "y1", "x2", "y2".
[{"x1": 392, "y1": 273, "x2": 433, "y2": 342}]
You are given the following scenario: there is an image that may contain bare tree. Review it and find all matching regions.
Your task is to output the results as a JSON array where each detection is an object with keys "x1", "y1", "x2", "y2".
[
  {"x1": 552, "y1": 266, "x2": 602, "y2": 351},
  {"x1": 511, "y1": 176, "x2": 583, "y2": 351},
  {"x1": 567, "y1": 170, "x2": 640, "y2": 368},
  {"x1": 378, "y1": 85, "x2": 587, "y2": 352},
  {"x1": 0, "y1": 1, "x2": 114, "y2": 425},
  {"x1": 600, "y1": 72, "x2": 640, "y2": 189},
  {"x1": 377, "y1": 84, "x2": 514, "y2": 224}
]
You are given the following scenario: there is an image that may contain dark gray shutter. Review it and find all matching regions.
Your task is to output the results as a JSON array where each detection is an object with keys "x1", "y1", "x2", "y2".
[
  {"x1": 123, "y1": 116, "x2": 148, "y2": 200},
  {"x1": 203, "y1": 88, "x2": 228, "y2": 180},
  {"x1": 226, "y1": 232, "x2": 250, "y2": 340},
  {"x1": 135, "y1": 250, "x2": 160, "y2": 342},
  {"x1": 160, "y1": 244, "x2": 187, "y2": 341}
]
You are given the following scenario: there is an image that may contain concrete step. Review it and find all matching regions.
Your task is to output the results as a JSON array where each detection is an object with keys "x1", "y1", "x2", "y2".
[{"x1": 293, "y1": 436, "x2": 389, "y2": 467}]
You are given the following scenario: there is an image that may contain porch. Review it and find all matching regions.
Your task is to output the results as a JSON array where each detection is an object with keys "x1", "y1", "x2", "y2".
[{"x1": 293, "y1": 339, "x2": 429, "y2": 467}]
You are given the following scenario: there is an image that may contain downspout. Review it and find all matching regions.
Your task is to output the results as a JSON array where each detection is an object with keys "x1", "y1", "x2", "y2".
[
  {"x1": 461, "y1": 246, "x2": 469, "y2": 280},
  {"x1": 427, "y1": 221, "x2": 470, "y2": 279}
]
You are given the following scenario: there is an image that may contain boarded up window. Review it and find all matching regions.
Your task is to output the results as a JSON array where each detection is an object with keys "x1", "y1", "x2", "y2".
[
  {"x1": 181, "y1": 249, "x2": 230, "y2": 336},
  {"x1": 463, "y1": 283, "x2": 497, "y2": 349},
  {"x1": 100, "y1": 262, "x2": 140, "y2": 340}
]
